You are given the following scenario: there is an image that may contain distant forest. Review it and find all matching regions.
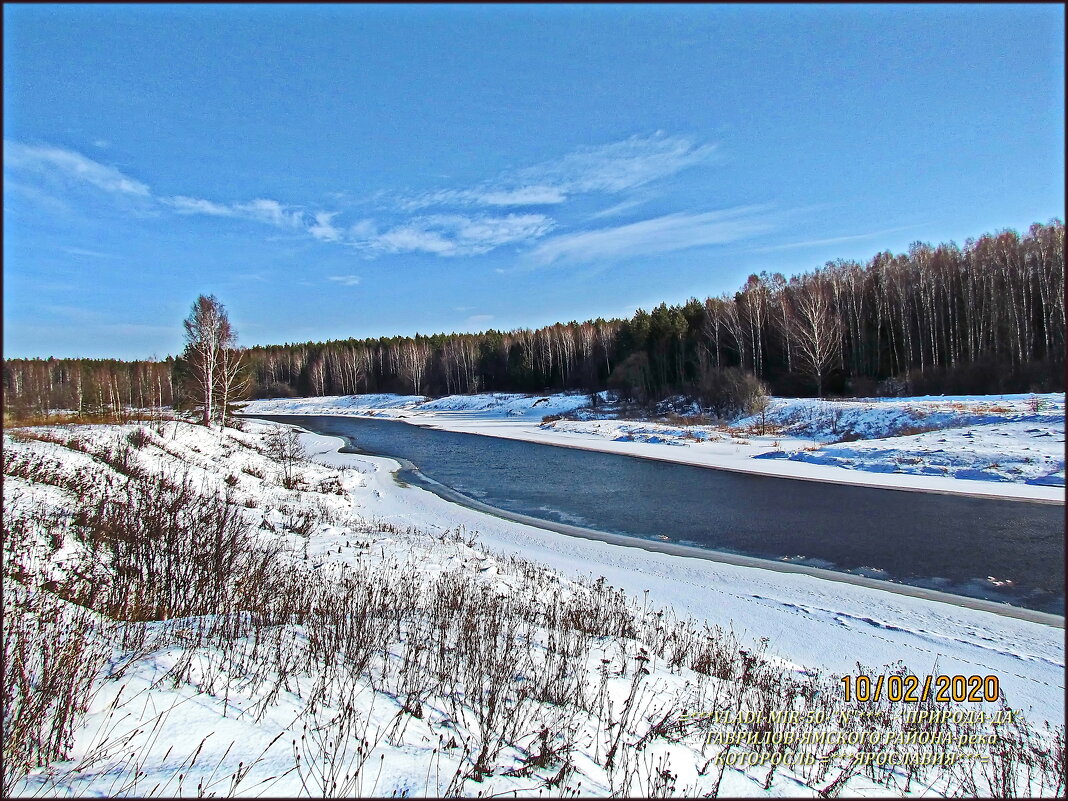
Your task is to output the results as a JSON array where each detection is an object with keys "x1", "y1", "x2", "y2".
[{"x1": 4, "y1": 220, "x2": 1064, "y2": 418}]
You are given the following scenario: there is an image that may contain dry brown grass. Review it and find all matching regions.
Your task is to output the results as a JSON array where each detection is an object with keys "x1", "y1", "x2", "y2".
[
  {"x1": 661, "y1": 412, "x2": 719, "y2": 427},
  {"x1": 3, "y1": 407, "x2": 178, "y2": 429},
  {"x1": 894, "y1": 423, "x2": 941, "y2": 437}
]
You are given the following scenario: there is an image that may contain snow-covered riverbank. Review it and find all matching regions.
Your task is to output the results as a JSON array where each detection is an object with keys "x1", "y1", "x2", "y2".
[
  {"x1": 242, "y1": 391, "x2": 1066, "y2": 502},
  {"x1": 296, "y1": 426, "x2": 1065, "y2": 710},
  {"x1": 4, "y1": 418, "x2": 1063, "y2": 797}
]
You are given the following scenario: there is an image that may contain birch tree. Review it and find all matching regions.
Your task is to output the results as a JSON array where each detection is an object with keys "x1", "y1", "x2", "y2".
[
  {"x1": 789, "y1": 279, "x2": 842, "y2": 397},
  {"x1": 180, "y1": 294, "x2": 245, "y2": 426}
]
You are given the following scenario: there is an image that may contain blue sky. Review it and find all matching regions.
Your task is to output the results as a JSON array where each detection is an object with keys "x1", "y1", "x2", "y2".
[{"x1": 3, "y1": 3, "x2": 1064, "y2": 360}]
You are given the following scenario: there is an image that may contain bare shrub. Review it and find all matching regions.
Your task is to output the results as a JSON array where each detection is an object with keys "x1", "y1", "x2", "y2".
[
  {"x1": 64, "y1": 471, "x2": 280, "y2": 621},
  {"x1": 126, "y1": 428, "x2": 152, "y2": 449},
  {"x1": 316, "y1": 476, "x2": 346, "y2": 496},
  {"x1": 264, "y1": 426, "x2": 308, "y2": 489},
  {"x1": 698, "y1": 367, "x2": 770, "y2": 421},
  {"x1": 2, "y1": 584, "x2": 111, "y2": 795}
]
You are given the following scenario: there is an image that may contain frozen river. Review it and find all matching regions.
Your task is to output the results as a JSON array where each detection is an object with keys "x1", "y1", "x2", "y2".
[{"x1": 249, "y1": 414, "x2": 1064, "y2": 614}]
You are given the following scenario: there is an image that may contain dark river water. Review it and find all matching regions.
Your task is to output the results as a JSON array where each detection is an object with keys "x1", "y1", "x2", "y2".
[{"x1": 249, "y1": 414, "x2": 1064, "y2": 614}]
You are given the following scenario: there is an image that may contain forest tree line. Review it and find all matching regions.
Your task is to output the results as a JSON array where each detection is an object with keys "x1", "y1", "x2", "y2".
[
  {"x1": 4, "y1": 220, "x2": 1064, "y2": 419},
  {"x1": 2, "y1": 357, "x2": 178, "y2": 421}
]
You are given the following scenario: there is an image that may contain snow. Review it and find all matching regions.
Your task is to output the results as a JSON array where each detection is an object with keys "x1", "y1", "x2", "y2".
[
  {"x1": 243, "y1": 390, "x2": 598, "y2": 421},
  {"x1": 4, "y1": 416, "x2": 1064, "y2": 797},
  {"x1": 241, "y1": 391, "x2": 1066, "y2": 502}
]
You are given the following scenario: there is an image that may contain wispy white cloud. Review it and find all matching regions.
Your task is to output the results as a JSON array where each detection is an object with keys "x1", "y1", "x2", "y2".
[
  {"x1": 405, "y1": 185, "x2": 568, "y2": 210},
  {"x1": 7, "y1": 136, "x2": 743, "y2": 267},
  {"x1": 4, "y1": 140, "x2": 150, "y2": 196},
  {"x1": 308, "y1": 211, "x2": 344, "y2": 242},
  {"x1": 475, "y1": 186, "x2": 569, "y2": 206},
  {"x1": 4, "y1": 178, "x2": 76, "y2": 215},
  {"x1": 43, "y1": 147, "x2": 559, "y2": 257},
  {"x1": 749, "y1": 225, "x2": 922, "y2": 252},
  {"x1": 358, "y1": 213, "x2": 555, "y2": 257},
  {"x1": 348, "y1": 219, "x2": 378, "y2": 238},
  {"x1": 527, "y1": 206, "x2": 773, "y2": 266},
  {"x1": 166, "y1": 195, "x2": 237, "y2": 216},
  {"x1": 327, "y1": 274, "x2": 362, "y2": 286},
  {"x1": 465, "y1": 314, "x2": 494, "y2": 327},
  {"x1": 524, "y1": 133, "x2": 717, "y2": 195},
  {"x1": 233, "y1": 198, "x2": 305, "y2": 229},
  {"x1": 165, "y1": 195, "x2": 308, "y2": 230},
  {"x1": 6, "y1": 141, "x2": 318, "y2": 238},
  {"x1": 403, "y1": 133, "x2": 717, "y2": 211},
  {"x1": 588, "y1": 197, "x2": 651, "y2": 220},
  {"x1": 60, "y1": 246, "x2": 119, "y2": 259},
  {"x1": 371, "y1": 224, "x2": 456, "y2": 256}
]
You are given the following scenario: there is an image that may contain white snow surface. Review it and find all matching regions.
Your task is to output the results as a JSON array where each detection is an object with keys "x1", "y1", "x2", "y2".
[
  {"x1": 241, "y1": 391, "x2": 1066, "y2": 502},
  {"x1": 4, "y1": 417, "x2": 1064, "y2": 797}
]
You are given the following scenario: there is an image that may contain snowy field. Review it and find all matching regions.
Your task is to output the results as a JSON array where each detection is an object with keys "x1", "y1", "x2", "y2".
[
  {"x1": 3, "y1": 416, "x2": 1063, "y2": 797},
  {"x1": 242, "y1": 391, "x2": 1066, "y2": 502}
]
